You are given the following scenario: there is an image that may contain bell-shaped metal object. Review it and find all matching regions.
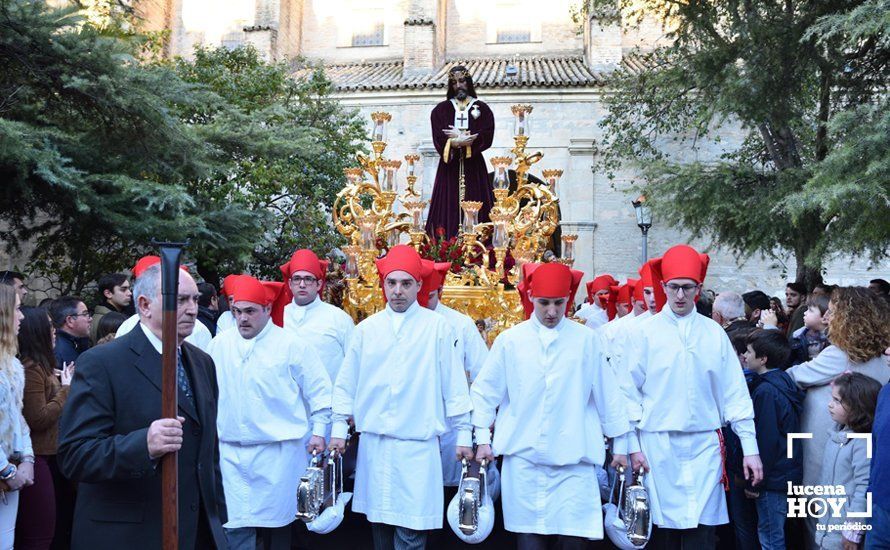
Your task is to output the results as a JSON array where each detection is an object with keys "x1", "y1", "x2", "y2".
[
  {"x1": 458, "y1": 478, "x2": 481, "y2": 535},
  {"x1": 296, "y1": 453, "x2": 326, "y2": 522},
  {"x1": 324, "y1": 449, "x2": 344, "y2": 508},
  {"x1": 623, "y1": 472, "x2": 651, "y2": 547},
  {"x1": 457, "y1": 458, "x2": 486, "y2": 535}
]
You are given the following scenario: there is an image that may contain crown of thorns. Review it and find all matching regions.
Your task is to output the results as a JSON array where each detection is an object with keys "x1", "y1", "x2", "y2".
[{"x1": 448, "y1": 69, "x2": 470, "y2": 82}]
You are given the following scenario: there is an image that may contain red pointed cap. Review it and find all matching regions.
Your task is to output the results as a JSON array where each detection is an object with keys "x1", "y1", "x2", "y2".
[
  {"x1": 530, "y1": 263, "x2": 576, "y2": 298},
  {"x1": 518, "y1": 262, "x2": 583, "y2": 320},
  {"x1": 376, "y1": 245, "x2": 423, "y2": 282},
  {"x1": 132, "y1": 256, "x2": 160, "y2": 278},
  {"x1": 274, "y1": 249, "x2": 329, "y2": 325},
  {"x1": 280, "y1": 249, "x2": 328, "y2": 282},
  {"x1": 605, "y1": 285, "x2": 620, "y2": 320},
  {"x1": 658, "y1": 245, "x2": 710, "y2": 284},
  {"x1": 132, "y1": 255, "x2": 189, "y2": 279},
  {"x1": 222, "y1": 274, "x2": 251, "y2": 298},
  {"x1": 616, "y1": 281, "x2": 634, "y2": 307},
  {"x1": 420, "y1": 260, "x2": 452, "y2": 299},
  {"x1": 638, "y1": 259, "x2": 666, "y2": 312},
  {"x1": 261, "y1": 281, "x2": 285, "y2": 308},
  {"x1": 517, "y1": 263, "x2": 538, "y2": 319},
  {"x1": 230, "y1": 276, "x2": 280, "y2": 307},
  {"x1": 630, "y1": 278, "x2": 646, "y2": 308},
  {"x1": 586, "y1": 274, "x2": 617, "y2": 304}
]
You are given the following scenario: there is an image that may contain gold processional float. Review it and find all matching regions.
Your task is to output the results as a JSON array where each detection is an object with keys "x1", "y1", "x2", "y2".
[{"x1": 332, "y1": 105, "x2": 578, "y2": 341}]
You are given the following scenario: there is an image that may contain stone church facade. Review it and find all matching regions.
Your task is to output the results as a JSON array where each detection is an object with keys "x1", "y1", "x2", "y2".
[{"x1": 131, "y1": 0, "x2": 886, "y2": 296}]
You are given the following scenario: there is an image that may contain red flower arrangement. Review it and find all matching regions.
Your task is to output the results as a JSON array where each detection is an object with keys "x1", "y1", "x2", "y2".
[{"x1": 420, "y1": 227, "x2": 467, "y2": 273}]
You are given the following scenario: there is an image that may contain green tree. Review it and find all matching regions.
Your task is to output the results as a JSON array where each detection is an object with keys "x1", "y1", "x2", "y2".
[
  {"x1": 587, "y1": 0, "x2": 889, "y2": 287},
  {"x1": 168, "y1": 46, "x2": 366, "y2": 285},
  {"x1": 0, "y1": 0, "x2": 233, "y2": 294},
  {"x1": 0, "y1": 0, "x2": 364, "y2": 294}
]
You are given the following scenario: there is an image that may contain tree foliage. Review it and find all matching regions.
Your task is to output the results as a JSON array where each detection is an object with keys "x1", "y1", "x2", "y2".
[
  {"x1": 588, "y1": 0, "x2": 889, "y2": 286},
  {"x1": 168, "y1": 46, "x2": 366, "y2": 284},
  {"x1": 0, "y1": 0, "x2": 364, "y2": 295}
]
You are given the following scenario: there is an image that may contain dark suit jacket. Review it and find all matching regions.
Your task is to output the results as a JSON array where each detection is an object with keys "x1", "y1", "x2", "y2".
[{"x1": 58, "y1": 326, "x2": 228, "y2": 549}]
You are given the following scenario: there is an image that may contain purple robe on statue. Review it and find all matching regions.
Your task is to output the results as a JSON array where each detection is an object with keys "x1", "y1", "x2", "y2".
[{"x1": 425, "y1": 98, "x2": 495, "y2": 239}]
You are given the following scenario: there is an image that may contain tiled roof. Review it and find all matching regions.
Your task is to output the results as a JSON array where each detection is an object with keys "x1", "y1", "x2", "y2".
[{"x1": 295, "y1": 55, "x2": 635, "y2": 92}]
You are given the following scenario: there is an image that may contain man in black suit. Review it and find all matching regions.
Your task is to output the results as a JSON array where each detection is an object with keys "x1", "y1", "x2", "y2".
[{"x1": 58, "y1": 264, "x2": 228, "y2": 549}]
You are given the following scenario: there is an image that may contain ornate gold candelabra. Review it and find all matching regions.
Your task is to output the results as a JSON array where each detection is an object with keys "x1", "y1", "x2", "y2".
[{"x1": 333, "y1": 108, "x2": 576, "y2": 340}]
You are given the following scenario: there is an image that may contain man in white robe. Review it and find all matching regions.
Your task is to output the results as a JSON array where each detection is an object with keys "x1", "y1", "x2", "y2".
[
  {"x1": 207, "y1": 275, "x2": 332, "y2": 550},
  {"x1": 420, "y1": 260, "x2": 488, "y2": 488},
  {"x1": 277, "y1": 249, "x2": 355, "y2": 507},
  {"x1": 329, "y1": 245, "x2": 473, "y2": 550},
  {"x1": 214, "y1": 274, "x2": 245, "y2": 334},
  {"x1": 576, "y1": 274, "x2": 616, "y2": 329},
  {"x1": 278, "y1": 249, "x2": 354, "y2": 383},
  {"x1": 599, "y1": 263, "x2": 665, "y2": 419},
  {"x1": 625, "y1": 245, "x2": 763, "y2": 548},
  {"x1": 473, "y1": 262, "x2": 631, "y2": 548},
  {"x1": 115, "y1": 256, "x2": 212, "y2": 351},
  {"x1": 638, "y1": 259, "x2": 662, "y2": 318},
  {"x1": 598, "y1": 279, "x2": 649, "y2": 422}
]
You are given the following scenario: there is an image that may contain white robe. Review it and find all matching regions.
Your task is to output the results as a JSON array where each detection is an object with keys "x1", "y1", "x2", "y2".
[
  {"x1": 331, "y1": 301, "x2": 473, "y2": 530},
  {"x1": 216, "y1": 310, "x2": 236, "y2": 334},
  {"x1": 208, "y1": 321, "x2": 332, "y2": 529},
  {"x1": 115, "y1": 313, "x2": 212, "y2": 351},
  {"x1": 625, "y1": 308, "x2": 758, "y2": 529},
  {"x1": 576, "y1": 301, "x2": 608, "y2": 329},
  {"x1": 282, "y1": 296, "x2": 354, "y2": 383},
  {"x1": 598, "y1": 310, "x2": 652, "y2": 422},
  {"x1": 283, "y1": 296, "x2": 355, "y2": 455},
  {"x1": 471, "y1": 316, "x2": 631, "y2": 538},
  {"x1": 431, "y1": 302, "x2": 488, "y2": 486}
]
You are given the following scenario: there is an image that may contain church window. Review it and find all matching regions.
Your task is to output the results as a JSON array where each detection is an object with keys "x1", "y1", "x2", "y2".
[
  {"x1": 487, "y1": 1, "x2": 542, "y2": 44},
  {"x1": 497, "y1": 28, "x2": 531, "y2": 43},
  {"x1": 350, "y1": 8, "x2": 386, "y2": 46}
]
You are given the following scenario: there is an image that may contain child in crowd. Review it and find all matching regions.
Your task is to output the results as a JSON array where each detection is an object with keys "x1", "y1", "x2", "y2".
[
  {"x1": 790, "y1": 294, "x2": 830, "y2": 365},
  {"x1": 726, "y1": 329, "x2": 804, "y2": 550},
  {"x1": 815, "y1": 372, "x2": 880, "y2": 549}
]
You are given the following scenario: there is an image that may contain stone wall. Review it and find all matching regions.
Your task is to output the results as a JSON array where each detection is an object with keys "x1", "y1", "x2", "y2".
[
  {"x1": 156, "y1": 0, "x2": 586, "y2": 62},
  {"x1": 444, "y1": 0, "x2": 582, "y2": 58},
  {"x1": 300, "y1": 0, "x2": 410, "y2": 63}
]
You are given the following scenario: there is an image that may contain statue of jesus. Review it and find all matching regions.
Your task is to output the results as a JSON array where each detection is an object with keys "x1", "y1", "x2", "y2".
[{"x1": 425, "y1": 66, "x2": 495, "y2": 239}]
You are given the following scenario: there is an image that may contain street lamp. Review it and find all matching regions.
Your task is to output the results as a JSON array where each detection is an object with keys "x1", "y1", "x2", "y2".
[{"x1": 632, "y1": 194, "x2": 652, "y2": 263}]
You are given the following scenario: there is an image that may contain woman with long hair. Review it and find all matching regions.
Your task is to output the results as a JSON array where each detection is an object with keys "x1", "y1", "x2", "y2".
[
  {"x1": 787, "y1": 287, "x2": 890, "y2": 542},
  {"x1": 15, "y1": 307, "x2": 74, "y2": 549},
  {"x1": 0, "y1": 285, "x2": 35, "y2": 548}
]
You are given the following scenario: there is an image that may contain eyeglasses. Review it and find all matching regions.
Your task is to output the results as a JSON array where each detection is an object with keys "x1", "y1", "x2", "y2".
[
  {"x1": 665, "y1": 283, "x2": 700, "y2": 294},
  {"x1": 70, "y1": 312, "x2": 92, "y2": 319},
  {"x1": 290, "y1": 276, "x2": 318, "y2": 286}
]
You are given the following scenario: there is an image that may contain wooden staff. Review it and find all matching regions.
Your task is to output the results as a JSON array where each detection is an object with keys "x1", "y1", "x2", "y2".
[{"x1": 156, "y1": 242, "x2": 186, "y2": 550}]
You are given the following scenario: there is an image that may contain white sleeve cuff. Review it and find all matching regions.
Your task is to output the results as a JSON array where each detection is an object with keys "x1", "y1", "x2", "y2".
[
  {"x1": 457, "y1": 430, "x2": 473, "y2": 448},
  {"x1": 627, "y1": 430, "x2": 642, "y2": 454},
  {"x1": 474, "y1": 427, "x2": 492, "y2": 445},
  {"x1": 331, "y1": 422, "x2": 349, "y2": 440},
  {"x1": 612, "y1": 434, "x2": 628, "y2": 456},
  {"x1": 312, "y1": 422, "x2": 327, "y2": 438},
  {"x1": 741, "y1": 436, "x2": 760, "y2": 456}
]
